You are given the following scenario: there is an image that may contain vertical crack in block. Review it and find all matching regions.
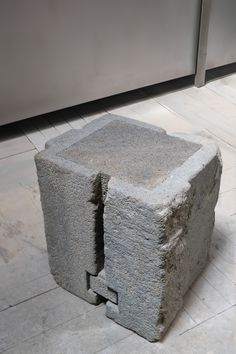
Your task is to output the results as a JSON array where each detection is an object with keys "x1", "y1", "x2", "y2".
[
  {"x1": 89, "y1": 173, "x2": 119, "y2": 303},
  {"x1": 90, "y1": 173, "x2": 110, "y2": 273}
]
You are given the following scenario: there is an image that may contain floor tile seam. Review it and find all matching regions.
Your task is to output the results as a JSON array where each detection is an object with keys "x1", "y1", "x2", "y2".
[
  {"x1": 0, "y1": 286, "x2": 59, "y2": 313},
  {"x1": 94, "y1": 333, "x2": 134, "y2": 354},
  {"x1": 209, "y1": 261, "x2": 236, "y2": 284},
  {"x1": 201, "y1": 273, "x2": 235, "y2": 306},
  {"x1": 0, "y1": 148, "x2": 36, "y2": 161},
  {"x1": 179, "y1": 304, "x2": 236, "y2": 336},
  {"x1": 0, "y1": 302, "x2": 104, "y2": 353},
  {"x1": 206, "y1": 85, "x2": 236, "y2": 106}
]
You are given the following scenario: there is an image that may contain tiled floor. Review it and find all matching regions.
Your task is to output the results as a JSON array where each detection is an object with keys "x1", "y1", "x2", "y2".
[{"x1": 1, "y1": 69, "x2": 236, "y2": 353}]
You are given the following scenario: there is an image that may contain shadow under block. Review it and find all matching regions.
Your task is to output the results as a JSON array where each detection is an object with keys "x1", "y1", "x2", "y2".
[{"x1": 35, "y1": 114, "x2": 222, "y2": 341}]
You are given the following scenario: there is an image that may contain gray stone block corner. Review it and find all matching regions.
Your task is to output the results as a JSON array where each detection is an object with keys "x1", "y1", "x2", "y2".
[{"x1": 35, "y1": 114, "x2": 222, "y2": 342}]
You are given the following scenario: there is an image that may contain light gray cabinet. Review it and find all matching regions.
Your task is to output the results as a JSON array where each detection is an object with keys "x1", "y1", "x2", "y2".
[
  {"x1": 0, "y1": 0, "x2": 200, "y2": 125},
  {"x1": 1, "y1": 0, "x2": 236, "y2": 125},
  {"x1": 206, "y1": 0, "x2": 236, "y2": 69}
]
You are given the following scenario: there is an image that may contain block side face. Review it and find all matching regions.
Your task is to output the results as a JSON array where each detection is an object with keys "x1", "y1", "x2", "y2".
[
  {"x1": 59, "y1": 120, "x2": 201, "y2": 189},
  {"x1": 103, "y1": 187, "x2": 166, "y2": 341},
  {"x1": 152, "y1": 153, "x2": 222, "y2": 336},
  {"x1": 103, "y1": 152, "x2": 222, "y2": 341},
  {"x1": 183, "y1": 153, "x2": 222, "y2": 284},
  {"x1": 35, "y1": 155, "x2": 102, "y2": 304}
]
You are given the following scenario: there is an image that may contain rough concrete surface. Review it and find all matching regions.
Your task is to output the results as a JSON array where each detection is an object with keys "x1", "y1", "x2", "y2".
[{"x1": 35, "y1": 114, "x2": 222, "y2": 342}]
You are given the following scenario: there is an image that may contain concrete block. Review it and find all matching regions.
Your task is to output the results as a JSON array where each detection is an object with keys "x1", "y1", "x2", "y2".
[{"x1": 35, "y1": 114, "x2": 222, "y2": 341}]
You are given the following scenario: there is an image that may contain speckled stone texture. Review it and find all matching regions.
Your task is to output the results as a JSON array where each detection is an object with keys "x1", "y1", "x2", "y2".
[{"x1": 35, "y1": 114, "x2": 222, "y2": 342}]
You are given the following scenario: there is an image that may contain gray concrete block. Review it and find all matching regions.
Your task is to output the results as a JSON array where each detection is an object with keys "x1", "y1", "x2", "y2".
[{"x1": 35, "y1": 114, "x2": 222, "y2": 341}]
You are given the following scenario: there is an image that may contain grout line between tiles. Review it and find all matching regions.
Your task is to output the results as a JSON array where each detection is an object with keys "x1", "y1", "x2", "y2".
[
  {"x1": 206, "y1": 85, "x2": 236, "y2": 106},
  {"x1": 0, "y1": 286, "x2": 59, "y2": 313},
  {"x1": 208, "y1": 261, "x2": 236, "y2": 285},
  {"x1": 181, "y1": 307, "x2": 197, "y2": 324},
  {"x1": 179, "y1": 304, "x2": 236, "y2": 336},
  {"x1": 0, "y1": 303, "x2": 105, "y2": 354},
  {"x1": 201, "y1": 272, "x2": 235, "y2": 306},
  {"x1": 0, "y1": 148, "x2": 36, "y2": 161},
  {"x1": 94, "y1": 333, "x2": 134, "y2": 354}
]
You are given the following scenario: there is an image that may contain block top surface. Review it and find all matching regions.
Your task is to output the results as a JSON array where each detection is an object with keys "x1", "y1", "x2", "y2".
[{"x1": 59, "y1": 120, "x2": 201, "y2": 188}]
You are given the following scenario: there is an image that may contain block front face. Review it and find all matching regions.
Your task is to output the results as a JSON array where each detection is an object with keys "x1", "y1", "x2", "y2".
[
  {"x1": 35, "y1": 156, "x2": 102, "y2": 305},
  {"x1": 60, "y1": 120, "x2": 201, "y2": 188}
]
